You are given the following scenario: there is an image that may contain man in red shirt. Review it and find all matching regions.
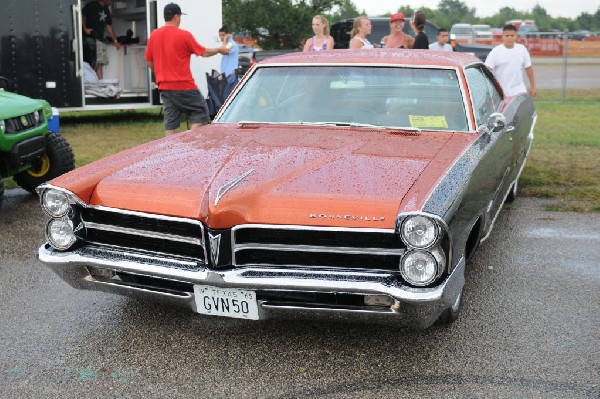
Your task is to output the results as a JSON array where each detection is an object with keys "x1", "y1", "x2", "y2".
[{"x1": 145, "y1": 3, "x2": 228, "y2": 136}]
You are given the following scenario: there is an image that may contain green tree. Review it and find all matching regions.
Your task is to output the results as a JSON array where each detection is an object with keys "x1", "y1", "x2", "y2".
[
  {"x1": 223, "y1": 0, "x2": 344, "y2": 49},
  {"x1": 437, "y1": 0, "x2": 477, "y2": 25},
  {"x1": 329, "y1": 0, "x2": 361, "y2": 21}
]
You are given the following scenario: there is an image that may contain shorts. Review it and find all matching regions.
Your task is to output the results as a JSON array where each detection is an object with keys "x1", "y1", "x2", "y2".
[
  {"x1": 160, "y1": 89, "x2": 210, "y2": 130},
  {"x1": 96, "y1": 40, "x2": 108, "y2": 66}
]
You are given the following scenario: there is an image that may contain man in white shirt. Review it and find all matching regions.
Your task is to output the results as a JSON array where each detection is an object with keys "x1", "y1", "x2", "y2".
[
  {"x1": 485, "y1": 24, "x2": 536, "y2": 97},
  {"x1": 429, "y1": 28, "x2": 453, "y2": 52}
]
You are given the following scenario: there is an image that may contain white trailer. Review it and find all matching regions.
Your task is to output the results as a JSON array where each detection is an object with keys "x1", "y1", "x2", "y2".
[{"x1": 0, "y1": 0, "x2": 222, "y2": 111}]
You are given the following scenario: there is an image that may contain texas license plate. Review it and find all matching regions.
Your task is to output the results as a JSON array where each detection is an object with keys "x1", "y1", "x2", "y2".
[{"x1": 193, "y1": 285, "x2": 259, "y2": 320}]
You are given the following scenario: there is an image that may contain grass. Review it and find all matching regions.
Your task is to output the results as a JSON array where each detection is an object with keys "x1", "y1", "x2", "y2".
[
  {"x1": 519, "y1": 93, "x2": 600, "y2": 212},
  {"x1": 4, "y1": 93, "x2": 600, "y2": 212},
  {"x1": 59, "y1": 109, "x2": 166, "y2": 167}
]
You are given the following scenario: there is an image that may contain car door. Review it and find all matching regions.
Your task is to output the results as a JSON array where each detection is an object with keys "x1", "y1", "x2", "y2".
[{"x1": 465, "y1": 66, "x2": 513, "y2": 231}]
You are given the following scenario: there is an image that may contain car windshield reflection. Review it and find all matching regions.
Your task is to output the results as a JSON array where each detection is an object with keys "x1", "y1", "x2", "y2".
[{"x1": 216, "y1": 66, "x2": 469, "y2": 132}]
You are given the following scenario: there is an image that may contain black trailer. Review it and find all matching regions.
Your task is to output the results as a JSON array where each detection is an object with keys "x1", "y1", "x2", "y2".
[{"x1": 0, "y1": 0, "x2": 221, "y2": 110}]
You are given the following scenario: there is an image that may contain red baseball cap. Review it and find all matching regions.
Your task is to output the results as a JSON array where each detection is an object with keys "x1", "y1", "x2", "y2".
[{"x1": 390, "y1": 13, "x2": 405, "y2": 22}]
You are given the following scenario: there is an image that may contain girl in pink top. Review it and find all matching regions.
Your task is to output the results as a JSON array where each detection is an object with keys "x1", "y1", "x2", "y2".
[{"x1": 303, "y1": 15, "x2": 335, "y2": 52}]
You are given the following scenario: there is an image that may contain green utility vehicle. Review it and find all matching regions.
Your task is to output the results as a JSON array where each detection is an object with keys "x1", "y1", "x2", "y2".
[{"x1": 0, "y1": 82, "x2": 75, "y2": 210}]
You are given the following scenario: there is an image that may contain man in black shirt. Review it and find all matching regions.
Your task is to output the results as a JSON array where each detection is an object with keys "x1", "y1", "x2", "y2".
[{"x1": 82, "y1": 0, "x2": 120, "y2": 79}]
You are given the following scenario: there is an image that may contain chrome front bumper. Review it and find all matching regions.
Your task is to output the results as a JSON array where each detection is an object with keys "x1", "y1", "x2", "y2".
[{"x1": 39, "y1": 244, "x2": 465, "y2": 328}]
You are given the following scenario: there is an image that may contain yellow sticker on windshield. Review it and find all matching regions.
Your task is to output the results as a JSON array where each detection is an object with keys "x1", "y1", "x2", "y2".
[{"x1": 409, "y1": 115, "x2": 448, "y2": 128}]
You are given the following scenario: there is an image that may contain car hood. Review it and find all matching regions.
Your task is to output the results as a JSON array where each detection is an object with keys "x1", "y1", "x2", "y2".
[
  {"x1": 52, "y1": 124, "x2": 476, "y2": 229},
  {"x1": 0, "y1": 90, "x2": 46, "y2": 119}
]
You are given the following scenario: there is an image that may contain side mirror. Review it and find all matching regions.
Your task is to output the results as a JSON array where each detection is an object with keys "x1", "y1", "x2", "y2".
[{"x1": 487, "y1": 112, "x2": 506, "y2": 133}]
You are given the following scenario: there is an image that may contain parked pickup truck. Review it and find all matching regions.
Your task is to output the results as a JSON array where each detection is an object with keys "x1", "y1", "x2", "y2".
[{"x1": 245, "y1": 17, "x2": 493, "y2": 73}]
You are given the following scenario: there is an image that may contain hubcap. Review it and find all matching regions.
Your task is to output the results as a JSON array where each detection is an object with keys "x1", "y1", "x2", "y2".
[{"x1": 27, "y1": 155, "x2": 50, "y2": 177}]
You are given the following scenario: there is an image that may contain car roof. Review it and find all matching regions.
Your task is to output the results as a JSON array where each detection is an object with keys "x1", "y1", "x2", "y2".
[{"x1": 258, "y1": 49, "x2": 480, "y2": 69}]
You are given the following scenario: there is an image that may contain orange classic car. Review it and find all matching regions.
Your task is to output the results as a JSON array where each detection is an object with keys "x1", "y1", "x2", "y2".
[{"x1": 37, "y1": 50, "x2": 536, "y2": 328}]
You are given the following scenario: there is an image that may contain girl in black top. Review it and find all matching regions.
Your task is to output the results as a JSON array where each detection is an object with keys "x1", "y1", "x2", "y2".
[{"x1": 411, "y1": 11, "x2": 429, "y2": 49}]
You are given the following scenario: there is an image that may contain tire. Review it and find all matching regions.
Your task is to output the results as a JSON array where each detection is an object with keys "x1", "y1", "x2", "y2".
[
  {"x1": 505, "y1": 182, "x2": 517, "y2": 204},
  {"x1": 437, "y1": 290, "x2": 463, "y2": 325},
  {"x1": 14, "y1": 134, "x2": 75, "y2": 193},
  {"x1": 0, "y1": 179, "x2": 4, "y2": 210}
]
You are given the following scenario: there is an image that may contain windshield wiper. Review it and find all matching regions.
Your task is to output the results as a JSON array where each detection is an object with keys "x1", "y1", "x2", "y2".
[{"x1": 236, "y1": 120, "x2": 421, "y2": 134}]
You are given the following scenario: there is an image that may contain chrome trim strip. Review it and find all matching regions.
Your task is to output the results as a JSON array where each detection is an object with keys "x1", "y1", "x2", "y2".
[
  {"x1": 83, "y1": 241, "x2": 205, "y2": 264},
  {"x1": 80, "y1": 245, "x2": 201, "y2": 268},
  {"x1": 84, "y1": 222, "x2": 203, "y2": 245},
  {"x1": 215, "y1": 169, "x2": 254, "y2": 206},
  {"x1": 232, "y1": 223, "x2": 395, "y2": 234},
  {"x1": 234, "y1": 243, "x2": 405, "y2": 256},
  {"x1": 260, "y1": 303, "x2": 397, "y2": 314}
]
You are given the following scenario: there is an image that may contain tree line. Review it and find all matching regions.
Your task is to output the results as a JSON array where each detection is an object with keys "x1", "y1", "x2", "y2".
[{"x1": 223, "y1": 0, "x2": 600, "y2": 49}]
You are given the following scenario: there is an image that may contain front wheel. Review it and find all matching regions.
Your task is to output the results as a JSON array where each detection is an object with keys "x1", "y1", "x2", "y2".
[
  {"x1": 14, "y1": 134, "x2": 75, "y2": 193},
  {"x1": 0, "y1": 179, "x2": 4, "y2": 210},
  {"x1": 437, "y1": 290, "x2": 463, "y2": 325}
]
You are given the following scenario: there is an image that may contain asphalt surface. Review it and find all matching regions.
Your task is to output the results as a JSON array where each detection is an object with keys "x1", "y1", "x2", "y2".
[
  {"x1": 0, "y1": 188, "x2": 598, "y2": 398},
  {"x1": 533, "y1": 57, "x2": 600, "y2": 89}
]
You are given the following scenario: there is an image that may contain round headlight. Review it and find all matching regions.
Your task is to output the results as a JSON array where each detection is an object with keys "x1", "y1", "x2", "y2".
[
  {"x1": 47, "y1": 218, "x2": 76, "y2": 250},
  {"x1": 34, "y1": 110, "x2": 40, "y2": 123},
  {"x1": 401, "y1": 215, "x2": 439, "y2": 248},
  {"x1": 42, "y1": 189, "x2": 70, "y2": 217},
  {"x1": 0, "y1": 120, "x2": 5, "y2": 132},
  {"x1": 400, "y1": 250, "x2": 438, "y2": 286}
]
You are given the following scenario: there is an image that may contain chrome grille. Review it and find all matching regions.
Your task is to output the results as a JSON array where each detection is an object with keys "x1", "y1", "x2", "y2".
[
  {"x1": 5, "y1": 111, "x2": 42, "y2": 134},
  {"x1": 81, "y1": 207, "x2": 207, "y2": 264},
  {"x1": 233, "y1": 225, "x2": 405, "y2": 271}
]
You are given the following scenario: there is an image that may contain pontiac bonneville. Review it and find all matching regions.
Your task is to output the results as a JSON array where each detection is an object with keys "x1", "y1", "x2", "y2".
[{"x1": 37, "y1": 50, "x2": 536, "y2": 328}]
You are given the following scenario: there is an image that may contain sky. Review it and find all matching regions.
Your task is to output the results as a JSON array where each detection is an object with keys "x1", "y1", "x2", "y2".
[{"x1": 350, "y1": 0, "x2": 600, "y2": 19}]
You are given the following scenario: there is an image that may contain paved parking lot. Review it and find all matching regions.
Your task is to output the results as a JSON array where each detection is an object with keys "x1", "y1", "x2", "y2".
[{"x1": 1, "y1": 189, "x2": 598, "y2": 398}]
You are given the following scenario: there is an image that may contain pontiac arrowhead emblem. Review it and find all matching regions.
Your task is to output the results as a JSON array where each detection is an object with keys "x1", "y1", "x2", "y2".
[{"x1": 208, "y1": 233, "x2": 221, "y2": 265}]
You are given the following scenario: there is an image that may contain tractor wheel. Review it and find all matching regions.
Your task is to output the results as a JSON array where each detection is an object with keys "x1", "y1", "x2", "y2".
[{"x1": 14, "y1": 134, "x2": 75, "y2": 193}]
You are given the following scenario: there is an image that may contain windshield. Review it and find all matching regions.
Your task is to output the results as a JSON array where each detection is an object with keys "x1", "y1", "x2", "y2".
[{"x1": 217, "y1": 66, "x2": 468, "y2": 132}]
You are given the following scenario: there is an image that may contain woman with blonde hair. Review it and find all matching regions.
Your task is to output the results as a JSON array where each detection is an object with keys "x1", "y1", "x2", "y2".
[
  {"x1": 349, "y1": 16, "x2": 374, "y2": 49},
  {"x1": 303, "y1": 15, "x2": 335, "y2": 51}
]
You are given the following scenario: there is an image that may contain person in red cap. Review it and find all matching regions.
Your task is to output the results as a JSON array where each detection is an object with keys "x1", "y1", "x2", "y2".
[
  {"x1": 380, "y1": 13, "x2": 414, "y2": 49},
  {"x1": 145, "y1": 3, "x2": 229, "y2": 136}
]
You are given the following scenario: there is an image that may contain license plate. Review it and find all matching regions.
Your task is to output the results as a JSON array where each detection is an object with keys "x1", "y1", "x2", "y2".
[{"x1": 193, "y1": 285, "x2": 259, "y2": 320}]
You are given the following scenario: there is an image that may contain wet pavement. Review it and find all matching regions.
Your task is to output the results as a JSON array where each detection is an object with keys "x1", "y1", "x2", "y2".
[
  {"x1": 532, "y1": 57, "x2": 600, "y2": 89},
  {"x1": 0, "y1": 188, "x2": 598, "y2": 398}
]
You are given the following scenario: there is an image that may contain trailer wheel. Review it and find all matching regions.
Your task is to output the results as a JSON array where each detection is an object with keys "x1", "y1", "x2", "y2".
[{"x1": 14, "y1": 134, "x2": 75, "y2": 193}]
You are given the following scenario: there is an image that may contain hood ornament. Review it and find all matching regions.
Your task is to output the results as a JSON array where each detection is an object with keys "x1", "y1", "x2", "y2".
[
  {"x1": 208, "y1": 233, "x2": 221, "y2": 265},
  {"x1": 214, "y1": 169, "x2": 254, "y2": 207}
]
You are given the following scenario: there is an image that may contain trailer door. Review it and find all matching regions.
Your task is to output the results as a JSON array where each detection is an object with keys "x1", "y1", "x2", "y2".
[{"x1": 0, "y1": 0, "x2": 84, "y2": 107}]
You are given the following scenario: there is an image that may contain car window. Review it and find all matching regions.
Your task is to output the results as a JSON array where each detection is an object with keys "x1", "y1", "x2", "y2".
[
  {"x1": 465, "y1": 66, "x2": 503, "y2": 126},
  {"x1": 218, "y1": 66, "x2": 469, "y2": 132}
]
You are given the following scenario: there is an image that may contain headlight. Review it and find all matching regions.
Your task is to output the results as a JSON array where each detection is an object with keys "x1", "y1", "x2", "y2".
[
  {"x1": 34, "y1": 110, "x2": 40, "y2": 123},
  {"x1": 0, "y1": 120, "x2": 5, "y2": 132},
  {"x1": 47, "y1": 218, "x2": 76, "y2": 250},
  {"x1": 41, "y1": 189, "x2": 70, "y2": 217},
  {"x1": 400, "y1": 215, "x2": 439, "y2": 248},
  {"x1": 400, "y1": 250, "x2": 438, "y2": 286}
]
